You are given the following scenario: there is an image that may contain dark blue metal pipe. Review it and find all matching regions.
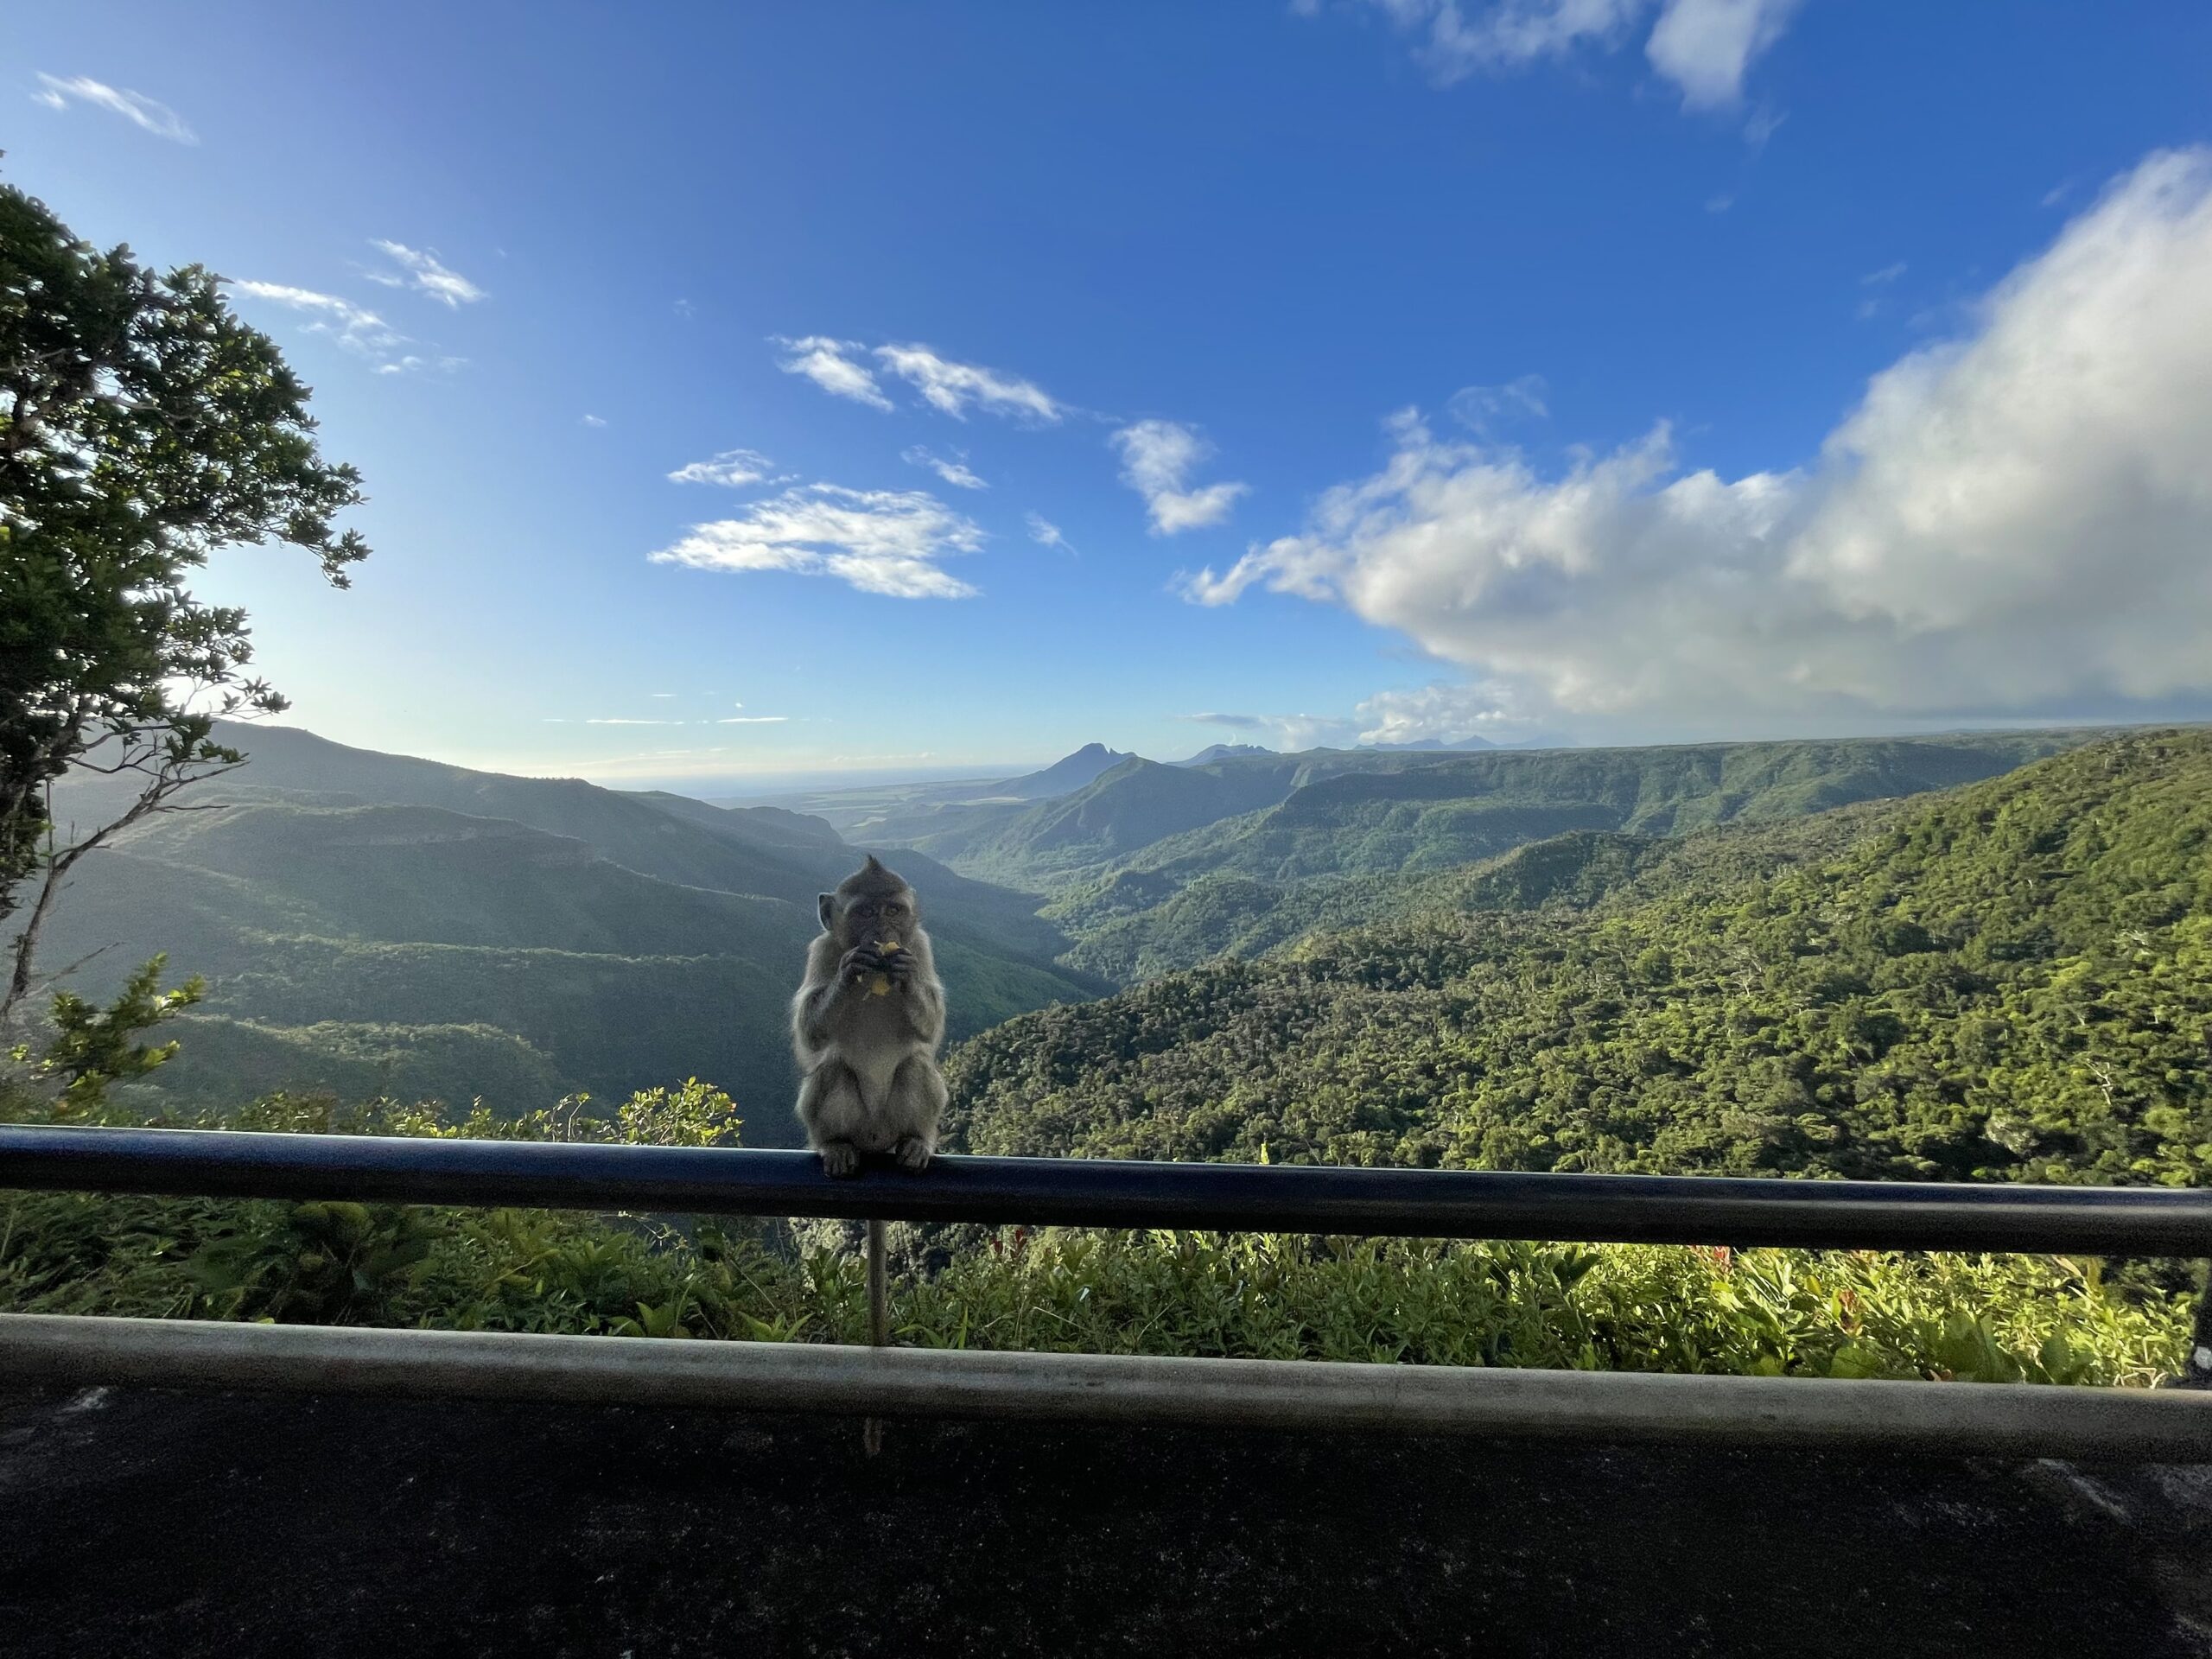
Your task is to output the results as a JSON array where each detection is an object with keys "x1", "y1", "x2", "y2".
[{"x1": 4, "y1": 1124, "x2": 2209, "y2": 1255}]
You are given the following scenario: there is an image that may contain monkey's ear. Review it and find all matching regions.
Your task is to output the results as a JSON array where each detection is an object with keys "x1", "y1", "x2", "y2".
[{"x1": 817, "y1": 893, "x2": 836, "y2": 931}]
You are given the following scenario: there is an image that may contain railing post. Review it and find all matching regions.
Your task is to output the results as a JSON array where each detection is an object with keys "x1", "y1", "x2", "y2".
[
  {"x1": 867, "y1": 1218, "x2": 888, "y2": 1349},
  {"x1": 863, "y1": 1217, "x2": 888, "y2": 1454}
]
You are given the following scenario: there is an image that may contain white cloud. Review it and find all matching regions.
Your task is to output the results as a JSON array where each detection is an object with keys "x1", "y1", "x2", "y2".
[
  {"x1": 585, "y1": 718, "x2": 686, "y2": 727},
  {"x1": 1742, "y1": 105, "x2": 1786, "y2": 148},
  {"x1": 772, "y1": 336, "x2": 893, "y2": 410},
  {"x1": 874, "y1": 343, "x2": 1063, "y2": 423},
  {"x1": 368, "y1": 240, "x2": 486, "y2": 307},
  {"x1": 1113, "y1": 420, "x2": 1249, "y2": 535},
  {"x1": 1403, "y1": 0, "x2": 1648, "y2": 81},
  {"x1": 227, "y1": 279, "x2": 412, "y2": 366},
  {"x1": 582, "y1": 414, "x2": 608, "y2": 428},
  {"x1": 1352, "y1": 683, "x2": 1535, "y2": 745},
  {"x1": 650, "y1": 483, "x2": 986, "y2": 599},
  {"x1": 33, "y1": 73, "x2": 195, "y2": 143},
  {"x1": 1174, "y1": 710, "x2": 1356, "y2": 751},
  {"x1": 1645, "y1": 0, "x2": 1802, "y2": 109},
  {"x1": 1705, "y1": 192, "x2": 1735, "y2": 214},
  {"x1": 1177, "y1": 684, "x2": 1542, "y2": 750},
  {"x1": 1026, "y1": 512, "x2": 1077, "y2": 554},
  {"x1": 1447, "y1": 375, "x2": 1548, "y2": 432},
  {"x1": 668, "y1": 448, "x2": 788, "y2": 488},
  {"x1": 1181, "y1": 150, "x2": 2212, "y2": 738},
  {"x1": 775, "y1": 336, "x2": 1062, "y2": 423},
  {"x1": 1855, "y1": 264, "x2": 1907, "y2": 321},
  {"x1": 227, "y1": 280, "x2": 386, "y2": 336},
  {"x1": 715, "y1": 715, "x2": 791, "y2": 724},
  {"x1": 902, "y1": 445, "x2": 988, "y2": 489},
  {"x1": 1326, "y1": 0, "x2": 1798, "y2": 110}
]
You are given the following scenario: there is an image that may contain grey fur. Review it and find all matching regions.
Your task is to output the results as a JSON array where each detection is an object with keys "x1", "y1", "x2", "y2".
[{"x1": 791, "y1": 858, "x2": 948, "y2": 1176}]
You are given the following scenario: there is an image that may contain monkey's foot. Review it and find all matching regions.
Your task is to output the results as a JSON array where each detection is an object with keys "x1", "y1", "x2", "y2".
[
  {"x1": 817, "y1": 1141, "x2": 861, "y2": 1178},
  {"x1": 893, "y1": 1135, "x2": 933, "y2": 1173}
]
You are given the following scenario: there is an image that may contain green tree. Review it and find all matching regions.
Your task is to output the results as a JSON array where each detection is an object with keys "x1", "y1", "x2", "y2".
[
  {"x1": 0, "y1": 173, "x2": 368, "y2": 1018},
  {"x1": 5, "y1": 953, "x2": 203, "y2": 1121}
]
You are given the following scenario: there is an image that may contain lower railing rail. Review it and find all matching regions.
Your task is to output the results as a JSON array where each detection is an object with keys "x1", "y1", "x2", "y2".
[{"x1": 3, "y1": 1315, "x2": 2208, "y2": 1459}]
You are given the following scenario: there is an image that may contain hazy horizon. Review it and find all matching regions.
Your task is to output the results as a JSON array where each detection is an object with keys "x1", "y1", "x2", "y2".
[{"x1": 214, "y1": 709, "x2": 2209, "y2": 803}]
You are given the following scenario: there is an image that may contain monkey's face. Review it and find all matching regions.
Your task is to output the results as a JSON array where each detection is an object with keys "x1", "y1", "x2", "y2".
[
  {"x1": 820, "y1": 857, "x2": 921, "y2": 950},
  {"x1": 840, "y1": 888, "x2": 912, "y2": 952},
  {"x1": 824, "y1": 878, "x2": 917, "y2": 953}
]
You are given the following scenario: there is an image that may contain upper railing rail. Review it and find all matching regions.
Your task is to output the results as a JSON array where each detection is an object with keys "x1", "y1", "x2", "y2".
[{"x1": 4, "y1": 1124, "x2": 2209, "y2": 1256}]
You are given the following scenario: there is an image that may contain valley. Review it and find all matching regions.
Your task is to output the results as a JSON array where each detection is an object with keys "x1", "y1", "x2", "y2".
[
  {"x1": 24, "y1": 725, "x2": 1100, "y2": 1140},
  {"x1": 15, "y1": 718, "x2": 2144, "y2": 1160}
]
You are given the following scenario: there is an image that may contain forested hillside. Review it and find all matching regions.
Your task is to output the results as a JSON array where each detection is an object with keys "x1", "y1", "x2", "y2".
[
  {"x1": 1034, "y1": 734, "x2": 2090, "y2": 978},
  {"x1": 950, "y1": 731, "x2": 2212, "y2": 1188},
  {"x1": 22, "y1": 727, "x2": 1096, "y2": 1134}
]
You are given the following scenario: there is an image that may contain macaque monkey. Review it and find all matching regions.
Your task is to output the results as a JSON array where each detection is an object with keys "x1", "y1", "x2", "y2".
[{"x1": 791, "y1": 855, "x2": 948, "y2": 1176}]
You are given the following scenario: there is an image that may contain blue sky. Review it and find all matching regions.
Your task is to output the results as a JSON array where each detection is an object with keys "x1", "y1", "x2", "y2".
[{"x1": 11, "y1": 3, "x2": 2212, "y2": 789}]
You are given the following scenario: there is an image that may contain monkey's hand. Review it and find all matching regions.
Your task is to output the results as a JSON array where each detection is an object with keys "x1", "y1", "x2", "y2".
[
  {"x1": 883, "y1": 946, "x2": 918, "y2": 988},
  {"x1": 864, "y1": 935, "x2": 907, "y2": 996},
  {"x1": 837, "y1": 946, "x2": 884, "y2": 988},
  {"x1": 817, "y1": 1140, "x2": 861, "y2": 1179}
]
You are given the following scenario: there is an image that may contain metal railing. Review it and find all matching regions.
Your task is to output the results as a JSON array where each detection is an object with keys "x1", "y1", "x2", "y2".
[
  {"x1": 6, "y1": 1124, "x2": 2211, "y2": 1253},
  {"x1": 3, "y1": 1123, "x2": 2209, "y2": 1455}
]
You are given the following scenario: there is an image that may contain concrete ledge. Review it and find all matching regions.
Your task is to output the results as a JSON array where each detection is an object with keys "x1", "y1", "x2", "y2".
[{"x1": 4, "y1": 1313, "x2": 2209, "y2": 1460}]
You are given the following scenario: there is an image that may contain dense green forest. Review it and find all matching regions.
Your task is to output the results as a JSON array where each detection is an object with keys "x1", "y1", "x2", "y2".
[{"x1": 950, "y1": 732, "x2": 2212, "y2": 1189}]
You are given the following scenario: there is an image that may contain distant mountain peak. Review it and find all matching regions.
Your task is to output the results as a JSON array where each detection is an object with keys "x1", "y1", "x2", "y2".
[{"x1": 999, "y1": 742, "x2": 1135, "y2": 800}]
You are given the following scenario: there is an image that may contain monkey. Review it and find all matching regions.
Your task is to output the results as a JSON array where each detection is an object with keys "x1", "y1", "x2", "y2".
[{"x1": 791, "y1": 855, "x2": 948, "y2": 1177}]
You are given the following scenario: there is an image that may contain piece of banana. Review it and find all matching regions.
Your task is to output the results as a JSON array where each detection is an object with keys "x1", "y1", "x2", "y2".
[{"x1": 868, "y1": 934, "x2": 901, "y2": 996}]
